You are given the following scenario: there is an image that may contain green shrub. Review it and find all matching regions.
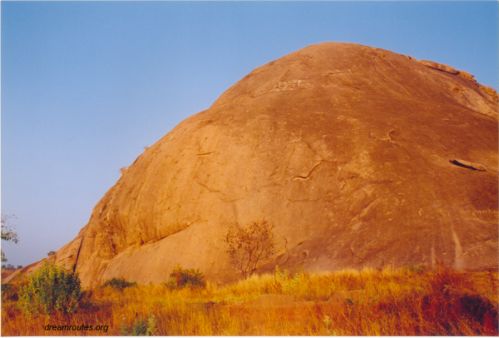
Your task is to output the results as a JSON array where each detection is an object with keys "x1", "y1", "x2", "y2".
[
  {"x1": 121, "y1": 316, "x2": 156, "y2": 336},
  {"x1": 166, "y1": 266, "x2": 206, "y2": 289},
  {"x1": 18, "y1": 262, "x2": 81, "y2": 316},
  {"x1": 102, "y1": 277, "x2": 137, "y2": 290}
]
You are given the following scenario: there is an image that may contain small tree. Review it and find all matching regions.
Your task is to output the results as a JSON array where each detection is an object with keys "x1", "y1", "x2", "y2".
[
  {"x1": 18, "y1": 262, "x2": 81, "y2": 316},
  {"x1": 225, "y1": 220, "x2": 276, "y2": 278},
  {"x1": 1, "y1": 215, "x2": 19, "y2": 262}
]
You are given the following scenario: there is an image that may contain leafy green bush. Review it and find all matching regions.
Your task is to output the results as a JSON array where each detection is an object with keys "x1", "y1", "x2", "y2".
[
  {"x1": 18, "y1": 262, "x2": 81, "y2": 316},
  {"x1": 102, "y1": 277, "x2": 137, "y2": 290},
  {"x1": 166, "y1": 266, "x2": 206, "y2": 289}
]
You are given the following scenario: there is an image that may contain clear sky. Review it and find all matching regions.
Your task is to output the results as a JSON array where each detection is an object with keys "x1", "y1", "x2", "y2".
[{"x1": 1, "y1": 1, "x2": 498, "y2": 266}]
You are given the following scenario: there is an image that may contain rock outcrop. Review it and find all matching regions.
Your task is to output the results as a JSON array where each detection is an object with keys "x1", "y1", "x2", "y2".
[{"x1": 24, "y1": 43, "x2": 499, "y2": 287}]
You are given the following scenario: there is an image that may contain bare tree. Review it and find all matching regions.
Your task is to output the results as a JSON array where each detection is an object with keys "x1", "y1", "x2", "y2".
[
  {"x1": 225, "y1": 220, "x2": 275, "y2": 278},
  {"x1": 1, "y1": 215, "x2": 19, "y2": 262}
]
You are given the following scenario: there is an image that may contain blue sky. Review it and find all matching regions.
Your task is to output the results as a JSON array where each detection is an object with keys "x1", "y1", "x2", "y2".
[{"x1": 2, "y1": 1, "x2": 498, "y2": 266}]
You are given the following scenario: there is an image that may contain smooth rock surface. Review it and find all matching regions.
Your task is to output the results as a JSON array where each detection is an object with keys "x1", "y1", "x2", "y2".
[{"x1": 28, "y1": 43, "x2": 499, "y2": 287}]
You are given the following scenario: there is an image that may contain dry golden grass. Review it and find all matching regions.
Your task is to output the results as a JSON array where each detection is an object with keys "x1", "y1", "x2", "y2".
[{"x1": 2, "y1": 266, "x2": 498, "y2": 335}]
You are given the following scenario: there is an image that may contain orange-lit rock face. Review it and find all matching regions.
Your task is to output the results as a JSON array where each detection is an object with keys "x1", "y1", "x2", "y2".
[{"x1": 52, "y1": 43, "x2": 498, "y2": 287}]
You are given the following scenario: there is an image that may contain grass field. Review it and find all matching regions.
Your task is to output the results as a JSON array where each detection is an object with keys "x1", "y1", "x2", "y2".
[{"x1": 2, "y1": 266, "x2": 498, "y2": 335}]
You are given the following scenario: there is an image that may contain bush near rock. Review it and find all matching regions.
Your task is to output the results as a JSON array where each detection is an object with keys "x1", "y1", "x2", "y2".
[
  {"x1": 166, "y1": 266, "x2": 206, "y2": 289},
  {"x1": 18, "y1": 262, "x2": 81, "y2": 316},
  {"x1": 102, "y1": 277, "x2": 137, "y2": 290}
]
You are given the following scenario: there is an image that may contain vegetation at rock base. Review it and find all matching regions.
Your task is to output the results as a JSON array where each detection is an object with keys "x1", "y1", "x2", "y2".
[
  {"x1": 2, "y1": 266, "x2": 498, "y2": 335},
  {"x1": 166, "y1": 266, "x2": 206, "y2": 289},
  {"x1": 17, "y1": 262, "x2": 81, "y2": 316},
  {"x1": 225, "y1": 220, "x2": 276, "y2": 278},
  {"x1": 102, "y1": 278, "x2": 137, "y2": 291}
]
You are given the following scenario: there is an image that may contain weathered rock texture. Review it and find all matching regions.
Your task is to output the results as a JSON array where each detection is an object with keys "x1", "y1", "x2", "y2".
[{"x1": 30, "y1": 43, "x2": 499, "y2": 287}]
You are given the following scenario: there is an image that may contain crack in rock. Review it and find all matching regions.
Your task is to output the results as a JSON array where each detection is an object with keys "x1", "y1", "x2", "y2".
[
  {"x1": 449, "y1": 159, "x2": 486, "y2": 171},
  {"x1": 293, "y1": 160, "x2": 325, "y2": 180},
  {"x1": 195, "y1": 179, "x2": 222, "y2": 194}
]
